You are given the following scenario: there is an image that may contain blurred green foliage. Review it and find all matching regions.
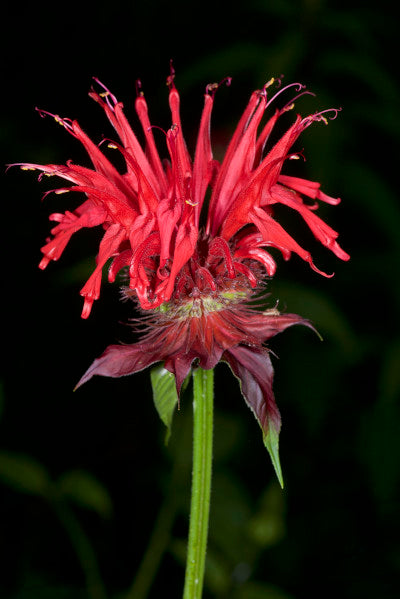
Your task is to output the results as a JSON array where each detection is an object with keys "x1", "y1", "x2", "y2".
[{"x1": 2, "y1": 0, "x2": 399, "y2": 597}]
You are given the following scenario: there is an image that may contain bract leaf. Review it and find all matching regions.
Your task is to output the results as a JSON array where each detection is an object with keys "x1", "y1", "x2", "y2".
[
  {"x1": 223, "y1": 348, "x2": 284, "y2": 488},
  {"x1": 263, "y1": 423, "x2": 284, "y2": 489},
  {"x1": 150, "y1": 364, "x2": 179, "y2": 444}
]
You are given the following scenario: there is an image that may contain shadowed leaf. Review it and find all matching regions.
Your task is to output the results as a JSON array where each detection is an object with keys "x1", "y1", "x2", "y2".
[
  {"x1": 235, "y1": 581, "x2": 295, "y2": 599},
  {"x1": 247, "y1": 482, "x2": 285, "y2": 547},
  {"x1": 57, "y1": 470, "x2": 113, "y2": 518},
  {"x1": 0, "y1": 452, "x2": 50, "y2": 497}
]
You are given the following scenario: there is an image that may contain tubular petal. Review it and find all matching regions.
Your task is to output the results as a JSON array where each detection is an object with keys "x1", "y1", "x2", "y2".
[{"x1": 25, "y1": 75, "x2": 348, "y2": 316}]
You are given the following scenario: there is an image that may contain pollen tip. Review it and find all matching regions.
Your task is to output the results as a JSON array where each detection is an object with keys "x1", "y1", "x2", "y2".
[
  {"x1": 206, "y1": 76, "x2": 232, "y2": 96},
  {"x1": 135, "y1": 79, "x2": 143, "y2": 97},
  {"x1": 166, "y1": 59, "x2": 176, "y2": 88},
  {"x1": 206, "y1": 82, "x2": 219, "y2": 94}
]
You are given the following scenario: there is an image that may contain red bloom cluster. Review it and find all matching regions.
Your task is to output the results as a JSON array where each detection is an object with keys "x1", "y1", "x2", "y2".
[{"x1": 18, "y1": 71, "x2": 348, "y2": 482}]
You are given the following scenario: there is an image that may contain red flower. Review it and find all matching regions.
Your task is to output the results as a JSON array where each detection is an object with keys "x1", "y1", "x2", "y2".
[{"x1": 18, "y1": 71, "x2": 349, "y2": 482}]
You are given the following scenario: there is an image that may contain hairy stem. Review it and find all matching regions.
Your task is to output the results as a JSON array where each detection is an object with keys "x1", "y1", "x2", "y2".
[{"x1": 183, "y1": 367, "x2": 214, "y2": 599}]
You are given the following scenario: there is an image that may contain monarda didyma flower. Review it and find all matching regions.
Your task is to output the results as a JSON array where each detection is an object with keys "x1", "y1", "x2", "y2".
[{"x1": 17, "y1": 70, "x2": 349, "y2": 481}]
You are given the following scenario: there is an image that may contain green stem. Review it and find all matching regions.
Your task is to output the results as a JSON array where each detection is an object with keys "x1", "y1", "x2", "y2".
[{"x1": 183, "y1": 367, "x2": 214, "y2": 599}]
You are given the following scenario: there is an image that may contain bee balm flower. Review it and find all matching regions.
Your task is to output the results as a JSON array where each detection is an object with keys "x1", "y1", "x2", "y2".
[{"x1": 18, "y1": 71, "x2": 349, "y2": 482}]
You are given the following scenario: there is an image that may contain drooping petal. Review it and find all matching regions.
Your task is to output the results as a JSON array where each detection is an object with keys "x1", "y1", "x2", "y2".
[
  {"x1": 277, "y1": 174, "x2": 341, "y2": 205},
  {"x1": 39, "y1": 199, "x2": 108, "y2": 268},
  {"x1": 80, "y1": 223, "x2": 127, "y2": 318},
  {"x1": 270, "y1": 184, "x2": 350, "y2": 261}
]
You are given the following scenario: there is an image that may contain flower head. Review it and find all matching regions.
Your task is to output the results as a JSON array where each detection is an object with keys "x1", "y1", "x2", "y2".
[{"x1": 18, "y1": 70, "x2": 349, "y2": 483}]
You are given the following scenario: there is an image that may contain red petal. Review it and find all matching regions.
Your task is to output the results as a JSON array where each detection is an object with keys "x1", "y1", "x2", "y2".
[
  {"x1": 270, "y1": 185, "x2": 350, "y2": 261},
  {"x1": 135, "y1": 94, "x2": 169, "y2": 195},
  {"x1": 80, "y1": 224, "x2": 126, "y2": 318},
  {"x1": 208, "y1": 92, "x2": 267, "y2": 235},
  {"x1": 207, "y1": 90, "x2": 260, "y2": 233},
  {"x1": 192, "y1": 93, "x2": 215, "y2": 224},
  {"x1": 278, "y1": 174, "x2": 341, "y2": 205},
  {"x1": 40, "y1": 200, "x2": 107, "y2": 265}
]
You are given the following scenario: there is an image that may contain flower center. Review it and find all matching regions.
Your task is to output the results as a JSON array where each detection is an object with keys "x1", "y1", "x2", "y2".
[{"x1": 159, "y1": 288, "x2": 249, "y2": 320}]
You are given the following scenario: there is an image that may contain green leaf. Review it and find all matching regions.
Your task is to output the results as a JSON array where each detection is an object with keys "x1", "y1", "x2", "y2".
[
  {"x1": 57, "y1": 470, "x2": 112, "y2": 518},
  {"x1": 263, "y1": 424, "x2": 284, "y2": 489},
  {"x1": 0, "y1": 451, "x2": 51, "y2": 496},
  {"x1": 150, "y1": 364, "x2": 179, "y2": 444}
]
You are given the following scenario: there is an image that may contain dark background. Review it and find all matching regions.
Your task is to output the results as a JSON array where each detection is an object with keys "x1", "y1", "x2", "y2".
[{"x1": 1, "y1": 1, "x2": 399, "y2": 598}]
